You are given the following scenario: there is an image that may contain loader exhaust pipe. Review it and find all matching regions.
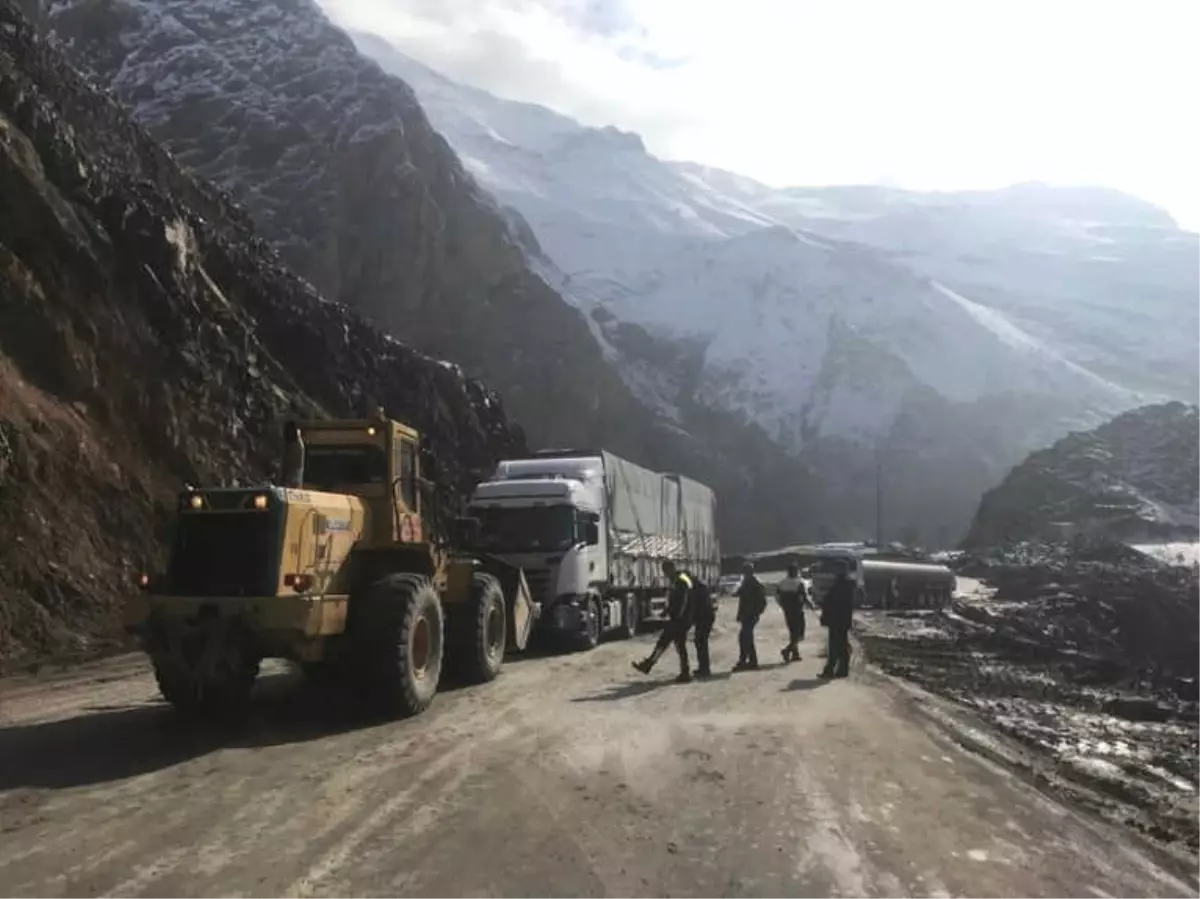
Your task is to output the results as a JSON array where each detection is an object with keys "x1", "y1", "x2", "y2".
[{"x1": 281, "y1": 420, "x2": 305, "y2": 488}]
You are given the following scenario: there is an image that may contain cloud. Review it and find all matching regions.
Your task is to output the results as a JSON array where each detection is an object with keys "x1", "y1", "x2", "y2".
[{"x1": 320, "y1": 0, "x2": 1200, "y2": 228}]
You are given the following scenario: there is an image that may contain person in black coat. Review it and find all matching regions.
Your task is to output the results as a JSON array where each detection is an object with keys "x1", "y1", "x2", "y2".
[
  {"x1": 690, "y1": 577, "x2": 716, "y2": 678},
  {"x1": 818, "y1": 561, "x2": 855, "y2": 679},
  {"x1": 733, "y1": 562, "x2": 767, "y2": 671}
]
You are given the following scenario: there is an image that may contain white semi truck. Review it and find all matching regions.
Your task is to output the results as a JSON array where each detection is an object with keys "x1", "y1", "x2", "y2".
[{"x1": 467, "y1": 450, "x2": 719, "y2": 649}]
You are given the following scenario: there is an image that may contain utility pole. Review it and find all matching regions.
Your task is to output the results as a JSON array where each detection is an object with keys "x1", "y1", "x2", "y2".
[{"x1": 875, "y1": 444, "x2": 883, "y2": 551}]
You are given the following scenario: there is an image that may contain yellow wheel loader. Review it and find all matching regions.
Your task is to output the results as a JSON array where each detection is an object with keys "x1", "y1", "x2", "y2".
[{"x1": 125, "y1": 410, "x2": 537, "y2": 719}]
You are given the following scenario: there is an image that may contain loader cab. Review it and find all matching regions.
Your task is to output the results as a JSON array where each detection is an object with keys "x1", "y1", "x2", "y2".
[{"x1": 290, "y1": 414, "x2": 424, "y2": 545}]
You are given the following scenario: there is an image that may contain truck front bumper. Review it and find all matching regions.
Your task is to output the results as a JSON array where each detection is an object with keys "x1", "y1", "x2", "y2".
[{"x1": 536, "y1": 595, "x2": 589, "y2": 634}]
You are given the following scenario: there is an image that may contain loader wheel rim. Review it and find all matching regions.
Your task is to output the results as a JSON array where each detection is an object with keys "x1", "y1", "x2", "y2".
[
  {"x1": 412, "y1": 614, "x2": 432, "y2": 679},
  {"x1": 486, "y1": 603, "x2": 504, "y2": 657}
]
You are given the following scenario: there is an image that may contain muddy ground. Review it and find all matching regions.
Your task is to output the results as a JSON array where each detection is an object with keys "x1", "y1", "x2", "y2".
[
  {"x1": 1, "y1": 604, "x2": 1195, "y2": 897},
  {"x1": 857, "y1": 567, "x2": 1199, "y2": 862}
]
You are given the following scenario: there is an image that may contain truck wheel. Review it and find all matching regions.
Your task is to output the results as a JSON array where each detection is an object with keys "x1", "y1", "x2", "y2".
[
  {"x1": 578, "y1": 595, "x2": 601, "y2": 650},
  {"x1": 618, "y1": 593, "x2": 638, "y2": 640},
  {"x1": 451, "y1": 572, "x2": 507, "y2": 684},
  {"x1": 350, "y1": 573, "x2": 444, "y2": 717}
]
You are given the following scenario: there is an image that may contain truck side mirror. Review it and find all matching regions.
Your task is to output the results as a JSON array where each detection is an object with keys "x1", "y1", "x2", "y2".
[{"x1": 584, "y1": 520, "x2": 600, "y2": 546}]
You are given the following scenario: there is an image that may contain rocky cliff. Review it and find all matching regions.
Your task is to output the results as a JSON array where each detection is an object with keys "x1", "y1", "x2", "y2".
[
  {"x1": 0, "y1": 0, "x2": 524, "y2": 668},
  {"x1": 962, "y1": 402, "x2": 1200, "y2": 547},
  {"x1": 38, "y1": 0, "x2": 838, "y2": 552},
  {"x1": 40, "y1": 0, "x2": 659, "y2": 457}
]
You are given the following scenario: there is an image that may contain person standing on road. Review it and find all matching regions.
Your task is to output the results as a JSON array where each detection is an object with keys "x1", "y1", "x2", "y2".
[
  {"x1": 733, "y1": 562, "x2": 766, "y2": 671},
  {"x1": 819, "y1": 561, "x2": 855, "y2": 679},
  {"x1": 776, "y1": 563, "x2": 810, "y2": 663},
  {"x1": 632, "y1": 560, "x2": 695, "y2": 683},
  {"x1": 690, "y1": 576, "x2": 716, "y2": 678}
]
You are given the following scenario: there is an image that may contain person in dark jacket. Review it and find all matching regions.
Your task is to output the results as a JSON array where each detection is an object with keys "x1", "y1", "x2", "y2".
[
  {"x1": 632, "y1": 560, "x2": 695, "y2": 683},
  {"x1": 819, "y1": 561, "x2": 855, "y2": 678},
  {"x1": 733, "y1": 562, "x2": 766, "y2": 671},
  {"x1": 775, "y1": 563, "x2": 810, "y2": 663},
  {"x1": 690, "y1": 577, "x2": 716, "y2": 678}
]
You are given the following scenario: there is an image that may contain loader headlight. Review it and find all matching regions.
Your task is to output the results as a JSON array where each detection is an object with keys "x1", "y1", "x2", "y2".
[
  {"x1": 367, "y1": 426, "x2": 377, "y2": 436},
  {"x1": 188, "y1": 494, "x2": 204, "y2": 510},
  {"x1": 253, "y1": 494, "x2": 268, "y2": 510}
]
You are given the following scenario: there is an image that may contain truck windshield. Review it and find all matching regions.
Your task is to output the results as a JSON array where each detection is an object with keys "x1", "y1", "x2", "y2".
[
  {"x1": 471, "y1": 505, "x2": 576, "y2": 552},
  {"x1": 814, "y1": 557, "x2": 858, "y2": 575},
  {"x1": 303, "y1": 445, "x2": 387, "y2": 491}
]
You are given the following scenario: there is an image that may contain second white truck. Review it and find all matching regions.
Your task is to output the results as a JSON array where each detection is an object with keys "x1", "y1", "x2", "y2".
[{"x1": 467, "y1": 450, "x2": 719, "y2": 649}]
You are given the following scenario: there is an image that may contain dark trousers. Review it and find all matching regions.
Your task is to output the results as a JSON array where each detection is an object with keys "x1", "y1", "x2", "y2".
[
  {"x1": 737, "y1": 617, "x2": 759, "y2": 666},
  {"x1": 781, "y1": 602, "x2": 805, "y2": 658},
  {"x1": 650, "y1": 617, "x2": 691, "y2": 674},
  {"x1": 693, "y1": 612, "x2": 714, "y2": 675},
  {"x1": 823, "y1": 624, "x2": 850, "y2": 676}
]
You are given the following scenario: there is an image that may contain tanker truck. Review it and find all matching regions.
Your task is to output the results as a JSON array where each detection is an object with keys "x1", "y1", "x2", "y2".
[{"x1": 466, "y1": 450, "x2": 719, "y2": 650}]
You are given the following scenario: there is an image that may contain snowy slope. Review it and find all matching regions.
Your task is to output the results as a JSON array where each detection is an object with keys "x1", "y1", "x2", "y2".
[
  {"x1": 680, "y1": 173, "x2": 1200, "y2": 402},
  {"x1": 344, "y1": 33, "x2": 1188, "y2": 453}
]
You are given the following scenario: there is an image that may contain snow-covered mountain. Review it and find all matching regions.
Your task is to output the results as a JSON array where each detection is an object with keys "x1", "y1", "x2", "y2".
[
  {"x1": 339, "y1": 32, "x2": 1198, "y2": 544},
  {"x1": 346, "y1": 33, "x2": 1197, "y2": 457}
]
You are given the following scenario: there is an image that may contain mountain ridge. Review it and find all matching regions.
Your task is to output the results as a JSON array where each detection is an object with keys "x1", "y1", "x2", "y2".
[
  {"x1": 341, "y1": 31, "x2": 1198, "y2": 545},
  {"x1": 963, "y1": 402, "x2": 1200, "y2": 547}
]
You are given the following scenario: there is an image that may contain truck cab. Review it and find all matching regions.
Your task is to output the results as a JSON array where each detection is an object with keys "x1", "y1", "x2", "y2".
[{"x1": 468, "y1": 457, "x2": 608, "y2": 645}]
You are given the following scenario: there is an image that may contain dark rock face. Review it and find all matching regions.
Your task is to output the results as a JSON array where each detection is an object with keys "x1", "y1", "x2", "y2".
[
  {"x1": 962, "y1": 402, "x2": 1200, "y2": 547},
  {"x1": 41, "y1": 0, "x2": 653, "y2": 456},
  {"x1": 0, "y1": 0, "x2": 524, "y2": 667}
]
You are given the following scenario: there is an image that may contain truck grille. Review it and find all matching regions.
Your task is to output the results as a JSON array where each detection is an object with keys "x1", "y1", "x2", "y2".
[{"x1": 167, "y1": 511, "x2": 280, "y2": 597}]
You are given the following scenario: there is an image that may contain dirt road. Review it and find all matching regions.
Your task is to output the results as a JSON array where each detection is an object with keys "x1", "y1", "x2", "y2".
[{"x1": 1, "y1": 606, "x2": 1194, "y2": 897}]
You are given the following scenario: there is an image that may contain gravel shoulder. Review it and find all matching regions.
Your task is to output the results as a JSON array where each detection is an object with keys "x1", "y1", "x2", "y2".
[{"x1": 1, "y1": 605, "x2": 1194, "y2": 897}]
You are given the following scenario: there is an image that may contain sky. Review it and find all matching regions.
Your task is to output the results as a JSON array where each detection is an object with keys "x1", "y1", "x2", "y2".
[{"x1": 321, "y1": 0, "x2": 1200, "y2": 230}]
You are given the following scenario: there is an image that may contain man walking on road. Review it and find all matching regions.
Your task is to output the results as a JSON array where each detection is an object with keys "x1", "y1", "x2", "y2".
[
  {"x1": 632, "y1": 560, "x2": 695, "y2": 683},
  {"x1": 733, "y1": 562, "x2": 766, "y2": 671},
  {"x1": 819, "y1": 561, "x2": 855, "y2": 679},
  {"x1": 690, "y1": 576, "x2": 716, "y2": 678},
  {"x1": 776, "y1": 563, "x2": 810, "y2": 663}
]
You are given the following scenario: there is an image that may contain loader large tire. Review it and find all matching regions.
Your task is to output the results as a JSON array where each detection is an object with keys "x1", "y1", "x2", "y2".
[
  {"x1": 349, "y1": 574, "x2": 444, "y2": 717},
  {"x1": 151, "y1": 642, "x2": 260, "y2": 719},
  {"x1": 449, "y1": 572, "x2": 507, "y2": 684}
]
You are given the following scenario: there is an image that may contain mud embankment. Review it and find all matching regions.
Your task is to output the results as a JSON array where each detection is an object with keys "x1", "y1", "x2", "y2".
[{"x1": 858, "y1": 541, "x2": 1199, "y2": 857}]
